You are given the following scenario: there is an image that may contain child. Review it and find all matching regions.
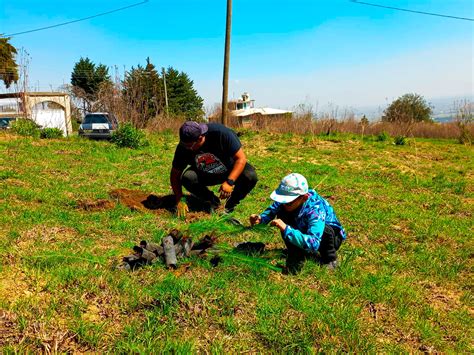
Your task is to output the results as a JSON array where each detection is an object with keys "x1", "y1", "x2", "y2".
[{"x1": 250, "y1": 173, "x2": 346, "y2": 274}]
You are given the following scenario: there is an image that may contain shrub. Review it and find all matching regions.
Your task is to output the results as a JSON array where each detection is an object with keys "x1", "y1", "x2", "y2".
[
  {"x1": 11, "y1": 118, "x2": 40, "y2": 138},
  {"x1": 394, "y1": 135, "x2": 407, "y2": 145},
  {"x1": 382, "y1": 93, "x2": 433, "y2": 123},
  {"x1": 111, "y1": 123, "x2": 148, "y2": 149},
  {"x1": 376, "y1": 131, "x2": 390, "y2": 142},
  {"x1": 458, "y1": 129, "x2": 472, "y2": 145},
  {"x1": 40, "y1": 128, "x2": 63, "y2": 139},
  {"x1": 454, "y1": 100, "x2": 473, "y2": 145},
  {"x1": 360, "y1": 115, "x2": 369, "y2": 126}
]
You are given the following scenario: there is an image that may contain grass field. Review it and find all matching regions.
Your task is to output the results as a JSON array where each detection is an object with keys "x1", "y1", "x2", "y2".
[{"x1": 0, "y1": 130, "x2": 472, "y2": 352}]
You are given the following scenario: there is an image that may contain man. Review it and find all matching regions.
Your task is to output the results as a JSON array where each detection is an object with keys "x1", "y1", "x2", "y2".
[
  {"x1": 170, "y1": 121, "x2": 258, "y2": 216},
  {"x1": 249, "y1": 173, "x2": 346, "y2": 274}
]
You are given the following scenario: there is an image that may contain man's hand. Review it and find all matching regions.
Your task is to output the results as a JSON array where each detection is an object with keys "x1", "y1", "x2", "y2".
[
  {"x1": 219, "y1": 181, "x2": 234, "y2": 200},
  {"x1": 249, "y1": 214, "x2": 262, "y2": 226},
  {"x1": 270, "y1": 219, "x2": 287, "y2": 232},
  {"x1": 177, "y1": 200, "x2": 189, "y2": 218}
]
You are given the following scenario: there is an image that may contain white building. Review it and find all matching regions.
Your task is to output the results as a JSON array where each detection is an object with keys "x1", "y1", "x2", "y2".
[
  {"x1": 228, "y1": 93, "x2": 292, "y2": 127},
  {"x1": 0, "y1": 92, "x2": 72, "y2": 136}
]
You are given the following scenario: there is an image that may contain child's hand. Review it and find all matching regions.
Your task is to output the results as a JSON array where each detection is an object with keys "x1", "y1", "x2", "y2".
[
  {"x1": 249, "y1": 214, "x2": 262, "y2": 226},
  {"x1": 270, "y1": 219, "x2": 287, "y2": 232}
]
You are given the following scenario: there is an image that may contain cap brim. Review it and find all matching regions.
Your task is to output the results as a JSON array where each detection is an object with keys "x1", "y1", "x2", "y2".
[
  {"x1": 199, "y1": 123, "x2": 208, "y2": 135},
  {"x1": 270, "y1": 191, "x2": 299, "y2": 204}
]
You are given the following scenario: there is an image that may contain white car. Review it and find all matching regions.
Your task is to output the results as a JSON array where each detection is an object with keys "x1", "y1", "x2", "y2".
[{"x1": 78, "y1": 112, "x2": 118, "y2": 139}]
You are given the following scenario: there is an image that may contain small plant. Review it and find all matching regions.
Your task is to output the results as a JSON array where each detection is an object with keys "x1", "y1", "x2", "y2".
[
  {"x1": 376, "y1": 131, "x2": 390, "y2": 142},
  {"x1": 40, "y1": 128, "x2": 63, "y2": 139},
  {"x1": 10, "y1": 118, "x2": 40, "y2": 138},
  {"x1": 394, "y1": 135, "x2": 407, "y2": 145},
  {"x1": 111, "y1": 123, "x2": 148, "y2": 149}
]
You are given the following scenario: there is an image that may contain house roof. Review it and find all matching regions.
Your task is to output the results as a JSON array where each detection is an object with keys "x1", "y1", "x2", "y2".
[
  {"x1": 0, "y1": 92, "x2": 69, "y2": 99},
  {"x1": 233, "y1": 107, "x2": 292, "y2": 117}
]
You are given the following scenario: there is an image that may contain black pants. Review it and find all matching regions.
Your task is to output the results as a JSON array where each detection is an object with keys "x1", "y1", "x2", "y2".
[
  {"x1": 181, "y1": 163, "x2": 258, "y2": 210},
  {"x1": 284, "y1": 225, "x2": 343, "y2": 273}
]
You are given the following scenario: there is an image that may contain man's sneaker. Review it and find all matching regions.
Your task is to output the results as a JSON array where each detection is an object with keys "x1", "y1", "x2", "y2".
[
  {"x1": 203, "y1": 200, "x2": 220, "y2": 214},
  {"x1": 325, "y1": 260, "x2": 338, "y2": 270},
  {"x1": 224, "y1": 206, "x2": 235, "y2": 213}
]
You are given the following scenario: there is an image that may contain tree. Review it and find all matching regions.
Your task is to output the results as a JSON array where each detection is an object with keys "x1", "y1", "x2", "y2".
[
  {"x1": 165, "y1": 67, "x2": 204, "y2": 120},
  {"x1": 360, "y1": 115, "x2": 369, "y2": 126},
  {"x1": 123, "y1": 61, "x2": 204, "y2": 125},
  {"x1": 0, "y1": 36, "x2": 19, "y2": 88},
  {"x1": 71, "y1": 57, "x2": 111, "y2": 111},
  {"x1": 382, "y1": 93, "x2": 433, "y2": 123},
  {"x1": 122, "y1": 57, "x2": 163, "y2": 127}
]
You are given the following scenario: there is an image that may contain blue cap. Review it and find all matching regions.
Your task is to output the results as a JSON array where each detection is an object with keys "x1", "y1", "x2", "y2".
[{"x1": 179, "y1": 121, "x2": 208, "y2": 143}]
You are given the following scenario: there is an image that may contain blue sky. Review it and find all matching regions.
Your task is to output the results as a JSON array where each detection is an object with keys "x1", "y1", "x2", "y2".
[{"x1": 1, "y1": 0, "x2": 473, "y2": 114}]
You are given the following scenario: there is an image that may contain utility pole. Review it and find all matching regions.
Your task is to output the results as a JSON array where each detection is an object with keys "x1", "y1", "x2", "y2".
[
  {"x1": 221, "y1": 0, "x2": 232, "y2": 126},
  {"x1": 162, "y1": 67, "x2": 169, "y2": 118}
]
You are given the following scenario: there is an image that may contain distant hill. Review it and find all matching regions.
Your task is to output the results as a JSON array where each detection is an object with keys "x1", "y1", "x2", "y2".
[
  {"x1": 354, "y1": 95, "x2": 473, "y2": 122},
  {"x1": 433, "y1": 115, "x2": 455, "y2": 123}
]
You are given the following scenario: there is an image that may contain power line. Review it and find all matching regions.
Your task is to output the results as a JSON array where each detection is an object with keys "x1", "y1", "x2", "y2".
[
  {"x1": 350, "y1": 0, "x2": 474, "y2": 22},
  {"x1": 2, "y1": 0, "x2": 149, "y2": 38}
]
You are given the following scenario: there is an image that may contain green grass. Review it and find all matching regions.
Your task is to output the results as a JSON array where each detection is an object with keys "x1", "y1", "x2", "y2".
[{"x1": 0, "y1": 131, "x2": 472, "y2": 352}]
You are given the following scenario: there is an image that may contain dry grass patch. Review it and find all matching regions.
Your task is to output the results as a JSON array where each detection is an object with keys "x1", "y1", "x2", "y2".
[
  {"x1": 0, "y1": 267, "x2": 34, "y2": 304},
  {"x1": 76, "y1": 199, "x2": 115, "y2": 212},
  {"x1": 0, "y1": 310, "x2": 24, "y2": 348},
  {"x1": 17, "y1": 226, "x2": 79, "y2": 251}
]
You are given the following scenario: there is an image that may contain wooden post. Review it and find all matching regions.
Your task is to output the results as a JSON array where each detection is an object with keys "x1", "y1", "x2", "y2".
[
  {"x1": 221, "y1": 0, "x2": 232, "y2": 126},
  {"x1": 162, "y1": 67, "x2": 169, "y2": 118}
]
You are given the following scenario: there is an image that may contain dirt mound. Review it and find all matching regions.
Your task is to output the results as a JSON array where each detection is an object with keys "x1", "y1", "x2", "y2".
[
  {"x1": 109, "y1": 189, "x2": 175, "y2": 212},
  {"x1": 109, "y1": 189, "x2": 212, "y2": 215},
  {"x1": 77, "y1": 199, "x2": 115, "y2": 211}
]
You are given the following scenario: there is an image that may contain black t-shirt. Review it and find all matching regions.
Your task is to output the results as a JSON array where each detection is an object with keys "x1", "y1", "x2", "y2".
[{"x1": 172, "y1": 123, "x2": 242, "y2": 175}]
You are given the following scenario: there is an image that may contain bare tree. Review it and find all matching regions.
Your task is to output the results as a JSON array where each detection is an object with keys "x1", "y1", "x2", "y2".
[
  {"x1": 453, "y1": 100, "x2": 473, "y2": 144},
  {"x1": 12, "y1": 48, "x2": 30, "y2": 117}
]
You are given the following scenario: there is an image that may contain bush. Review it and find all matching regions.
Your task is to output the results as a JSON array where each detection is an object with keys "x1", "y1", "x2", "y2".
[
  {"x1": 11, "y1": 118, "x2": 40, "y2": 138},
  {"x1": 376, "y1": 131, "x2": 390, "y2": 142},
  {"x1": 394, "y1": 135, "x2": 407, "y2": 145},
  {"x1": 458, "y1": 129, "x2": 472, "y2": 145},
  {"x1": 40, "y1": 128, "x2": 63, "y2": 139},
  {"x1": 382, "y1": 93, "x2": 433, "y2": 123},
  {"x1": 111, "y1": 123, "x2": 148, "y2": 149}
]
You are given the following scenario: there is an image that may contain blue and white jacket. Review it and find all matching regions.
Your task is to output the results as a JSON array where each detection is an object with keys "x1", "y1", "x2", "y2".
[{"x1": 260, "y1": 189, "x2": 346, "y2": 253}]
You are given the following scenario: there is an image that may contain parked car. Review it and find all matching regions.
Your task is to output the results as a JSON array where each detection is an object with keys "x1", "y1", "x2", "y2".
[
  {"x1": 78, "y1": 113, "x2": 118, "y2": 139},
  {"x1": 0, "y1": 117, "x2": 17, "y2": 129}
]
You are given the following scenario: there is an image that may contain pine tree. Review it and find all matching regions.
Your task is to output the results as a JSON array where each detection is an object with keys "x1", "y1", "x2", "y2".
[
  {"x1": 123, "y1": 57, "x2": 163, "y2": 126},
  {"x1": 71, "y1": 57, "x2": 111, "y2": 110},
  {"x1": 165, "y1": 67, "x2": 204, "y2": 120}
]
